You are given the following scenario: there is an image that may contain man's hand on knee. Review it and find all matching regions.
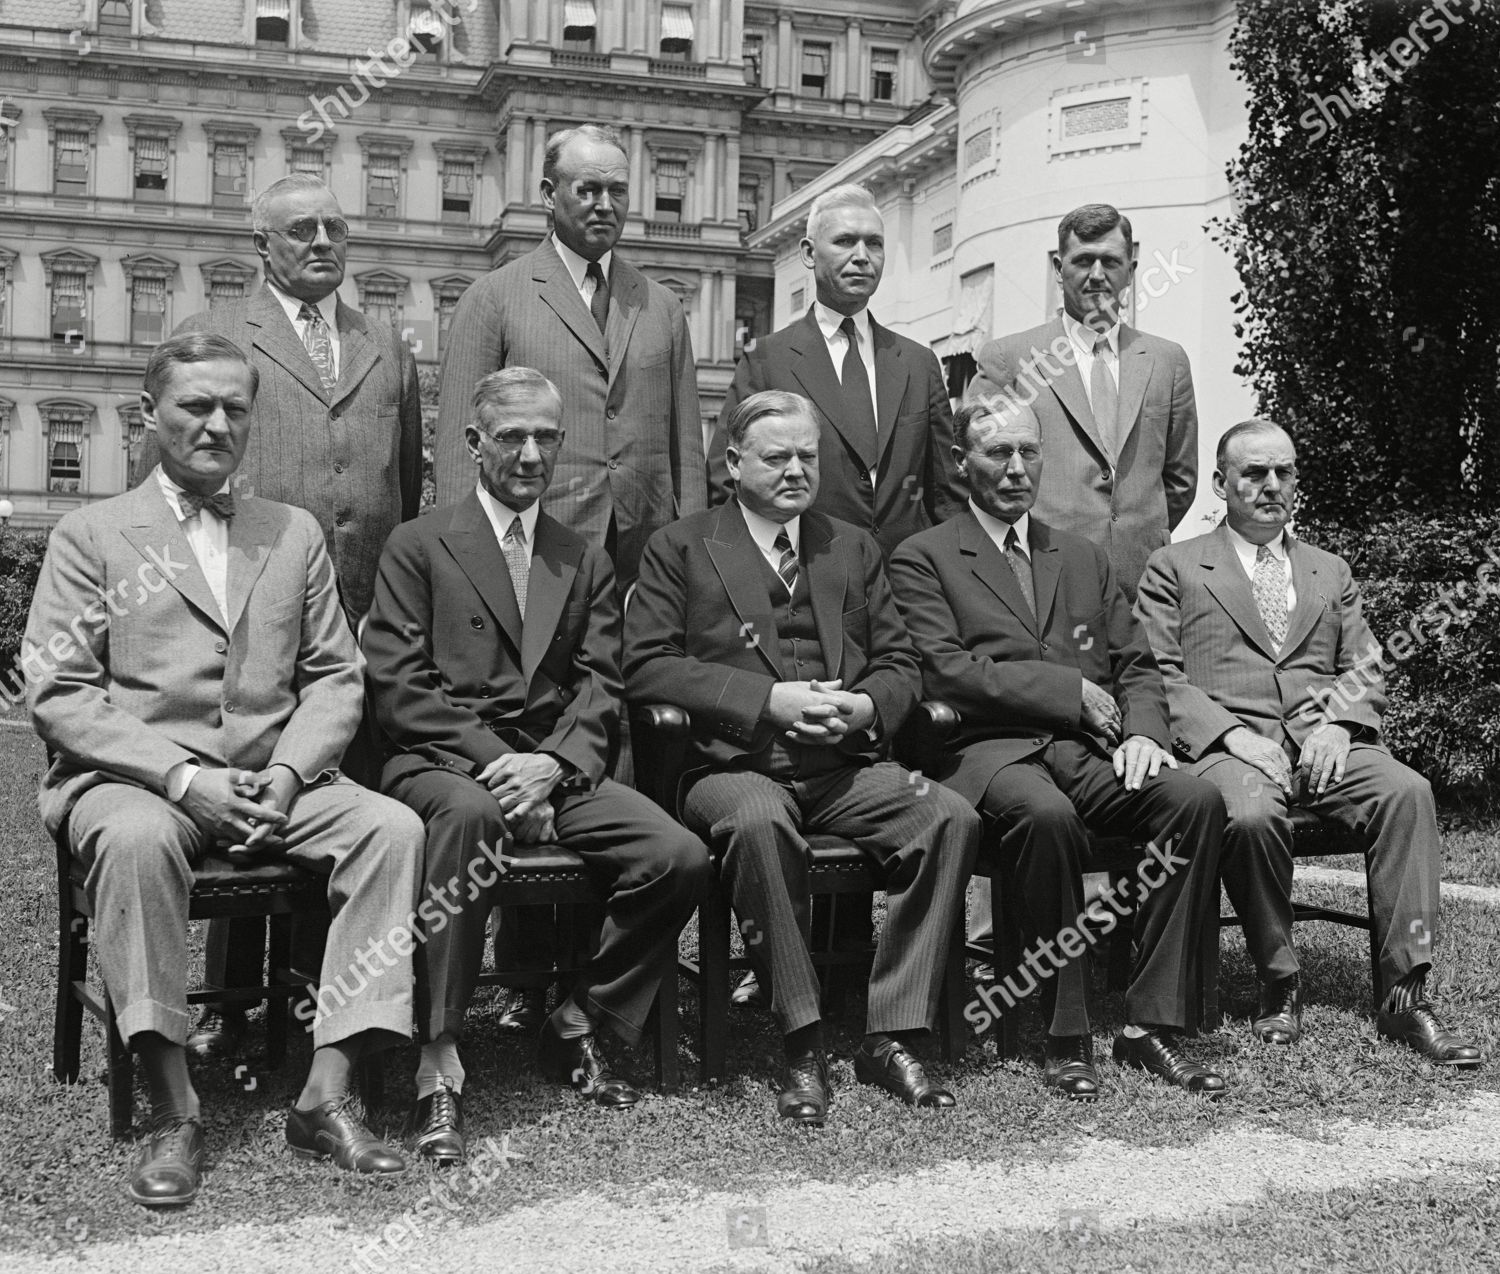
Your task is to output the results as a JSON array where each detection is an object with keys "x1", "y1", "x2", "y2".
[
  {"x1": 182, "y1": 768, "x2": 287, "y2": 849},
  {"x1": 505, "y1": 799, "x2": 555, "y2": 846},
  {"x1": 1296, "y1": 723, "x2": 1351, "y2": 796},
  {"x1": 1222, "y1": 726, "x2": 1293, "y2": 796},
  {"x1": 1112, "y1": 736, "x2": 1177, "y2": 791}
]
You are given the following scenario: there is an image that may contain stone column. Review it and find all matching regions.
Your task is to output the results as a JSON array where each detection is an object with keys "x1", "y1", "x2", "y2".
[
  {"x1": 529, "y1": 116, "x2": 547, "y2": 204},
  {"x1": 705, "y1": 0, "x2": 722, "y2": 61},
  {"x1": 628, "y1": 126, "x2": 646, "y2": 203},
  {"x1": 845, "y1": 22, "x2": 862, "y2": 100},
  {"x1": 505, "y1": 117, "x2": 526, "y2": 205},
  {"x1": 776, "y1": 14, "x2": 793, "y2": 91}
]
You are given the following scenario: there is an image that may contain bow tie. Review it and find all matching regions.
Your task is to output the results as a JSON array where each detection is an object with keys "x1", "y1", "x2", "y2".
[{"x1": 178, "y1": 489, "x2": 237, "y2": 520}]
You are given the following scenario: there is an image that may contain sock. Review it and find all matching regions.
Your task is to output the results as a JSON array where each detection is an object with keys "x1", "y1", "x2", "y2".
[
  {"x1": 548, "y1": 993, "x2": 593, "y2": 1041},
  {"x1": 416, "y1": 1035, "x2": 464, "y2": 1098},
  {"x1": 1383, "y1": 967, "x2": 1427, "y2": 1013},
  {"x1": 136, "y1": 1032, "x2": 200, "y2": 1126},
  {"x1": 297, "y1": 1039, "x2": 360, "y2": 1111},
  {"x1": 783, "y1": 1021, "x2": 823, "y2": 1060}
]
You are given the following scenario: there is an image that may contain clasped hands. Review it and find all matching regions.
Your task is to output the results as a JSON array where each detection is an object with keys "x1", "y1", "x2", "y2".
[
  {"x1": 1083, "y1": 677, "x2": 1176, "y2": 791},
  {"x1": 476, "y1": 752, "x2": 562, "y2": 844},
  {"x1": 762, "y1": 678, "x2": 876, "y2": 745},
  {"x1": 1224, "y1": 722, "x2": 1350, "y2": 798},
  {"x1": 182, "y1": 765, "x2": 302, "y2": 855}
]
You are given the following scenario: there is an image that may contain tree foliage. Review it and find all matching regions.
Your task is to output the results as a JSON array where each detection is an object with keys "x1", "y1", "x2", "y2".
[{"x1": 1217, "y1": 0, "x2": 1500, "y2": 523}]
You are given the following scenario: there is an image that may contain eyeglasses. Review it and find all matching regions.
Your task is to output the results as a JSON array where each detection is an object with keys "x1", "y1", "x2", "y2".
[
  {"x1": 480, "y1": 428, "x2": 565, "y2": 453},
  {"x1": 271, "y1": 217, "x2": 350, "y2": 244},
  {"x1": 975, "y1": 445, "x2": 1042, "y2": 464}
]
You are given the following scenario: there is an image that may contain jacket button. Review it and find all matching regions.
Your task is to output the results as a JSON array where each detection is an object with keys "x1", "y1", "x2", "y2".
[
  {"x1": 335, "y1": 512, "x2": 349, "y2": 526},
  {"x1": 1040, "y1": 642, "x2": 1049, "y2": 652},
  {"x1": 225, "y1": 703, "x2": 236, "y2": 713},
  {"x1": 214, "y1": 640, "x2": 227, "y2": 654},
  {"x1": 606, "y1": 408, "x2": 617, "y2": 420},
  {"x1": 1100, "y1": 469, "x2": 1111, "y2": 482},
  {"x1": 471, "y1": 616, "x2": 484, "y2": 629},
  {"x1": 608, "y1": 458, "x2": 620, "y2": 469},
  {"x1": 334, "y1": 463, "x2": 345, "y2": 474}
]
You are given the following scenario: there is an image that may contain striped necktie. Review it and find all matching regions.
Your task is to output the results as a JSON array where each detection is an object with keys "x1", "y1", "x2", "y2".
[
  {"x1": 1090, "y1": 334, "x2": 1119, "y2": 458},
  {"x1": 1004, "y1": 526, "x2": 1036, "y2": 621},
  {"x1": 773, "y1": 527, "x2": 798, "y2": 595}
]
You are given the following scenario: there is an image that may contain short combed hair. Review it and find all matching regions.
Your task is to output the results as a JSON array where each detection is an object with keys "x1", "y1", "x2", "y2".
[
  {"x1": 471, "y1": 366, "x2": 563, "y2": 426},
  {"x1": 542, "y1": 124, "x2": 627, "y2": 188},
  {"x1": 1216, "y1": 417, "x2": 1292, "y2": 471},
  {"x1": 805, "y1": 183, "x2": 881, "y2": 242},
  {"x1": 953, "y1": 397, "x2": 1041, "y2": 453},
  {"x1": 144, "y1": 332, "x2": 259, "y2": 402},
  {"x1": 1057, "y1": 203, "x2": 1133, "y2": 254},
  {"x1": 723, "y1": 389, "x2": 818, "y2": 452},
  {"x1": 251, "y1": 174, "x2": 337, "y2": 233}
]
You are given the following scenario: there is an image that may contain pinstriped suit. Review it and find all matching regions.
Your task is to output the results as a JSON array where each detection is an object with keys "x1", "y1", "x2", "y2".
[
  {"x1": 624, "y1": 503, "x2": 980, "y2": 1037},
  {"x1": 433, "y1": 238, "x2": 706, "y2": 588}
]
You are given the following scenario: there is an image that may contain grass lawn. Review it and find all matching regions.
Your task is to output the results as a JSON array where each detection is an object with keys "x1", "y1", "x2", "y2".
[{"x1": 1, "y1": 723, "x2": 1497, "y2": 1269}]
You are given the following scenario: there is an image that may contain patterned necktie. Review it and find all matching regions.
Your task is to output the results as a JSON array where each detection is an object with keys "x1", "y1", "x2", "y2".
[
  {"x1": 1004, "y1": 526, "x2": 1036, "y2": 621},
  {"x1": 178, "y1": 489, "x2": 237, "y2": 520},
  {"x1": 585, "y1": 261, "x2": 610, "y2": 343},
  {"x1": 502, "y1": 516, "x2": 529, "y2": 618},
  {"x1": 773, "y1": 528, "x2": 798, "y2": 596},
  {"x1": 1253, "y1": 543, "x2": 1289, "y2": 649},
  {"x1": 838, "y1": 315, "x2": 878, "y2": 467},
  {"x1": 299, "y1": 303, "x2": 336, "y2": 393},
  {"x1": 1090, "y1": 334, "x2": 1119, "y2": 458}
]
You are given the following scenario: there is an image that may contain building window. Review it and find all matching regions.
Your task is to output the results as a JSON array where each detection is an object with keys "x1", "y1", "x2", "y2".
[
  {"x1": 367, "y1": 152, "x2": 400, "y2": 219},
  {"x1": 801, "y1": 42, "x2": 830, "y2": 98},
  {"x1": 441, "y1": 157, "x2": 475, "y2": 223},
  {"x1": 659, "y1": 3, "x2": 694, "y2": 60},
  {"x1": 431, "y1": 277, "x2": 472, "y2": 356},
  {"x1": 213, "y1": 143, "x2": 248, "y2": 207},
  {"x1": 1062, "y1": 98, "x2": 1131, "y2": 141},
  {"x1": 654, "y1": 158, "x2": 686, "y2": 222},
  {"x1": 964, "y1": 128, "x2": 993, "y2": 171},
  {"x1": 134, "y1": 133, "x2": 169, "y2": 201},
  {"x1": 120, "y1": 404, "x2": 146, "y2": 461},
  {"x1": 563, "y1": 0, "x2": 597, "y2": 51},
  {"x1": 932, "y1": 223, "x2": 953, "y2": 257},
  {"x1": 130, "y1": 276, "x2": 166, "y2": 345},
  {"x1": 291, "y1": 146, "x2": 324, "y2": 178},
  {"x1": 942, "y1": 352, "x2": 977, "y2": 401},
  {"x1": 364, "y1": 285, "x2": 401, "y2": 329},
  {"x1": 0, "y1": 126, "x2": 9, "y2": 192},
  {"x1": 871, "y1": 48, "x2": 898, "y2": 103},
  {"x1": 210, "y1": 278, "x2": 246, "y2": 311},
  {"x1": 408, "y1": 2, "x2": 445, "y2": 55},
  {"x1": 55, "y1": 130, "x2": 90, "y2": 197},
  {"x1": 202, "y1": 258, "x2": 256, "y2": 313},
  {"x1": 51, "y1": 272, "x2": 87, "y2": 343},
  {"x1": 256, "y1": 0, "x2": 291, "y2": 45},
  {"x1": 790, "y1": 286, "x2": 804, "y2": 313},
  {"x1": 743, "y1": 31, "x2": 763, "y2": 85},
  {"x1": 47, "y1": 415, "x2": 84, "y2": 493},
  {"x1": 99, "y1": 0, "x2": 134, "y2": 34},
  {"x1": 738, "y1": 180, "x2": 759, "y2": 235}
]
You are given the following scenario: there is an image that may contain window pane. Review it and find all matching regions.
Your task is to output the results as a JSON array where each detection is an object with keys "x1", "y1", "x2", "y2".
[
  {"x1": 368, "y1": 153, "x2": 400, "y2": 217},
  {"x1": 872, "y1": 48, "x2": 897, "y2": 102},
  {"x1": 99, "y1": 0, "x2": 133, "y2": 33},
  {"x1": 292, "y1": 147, "x2": 324, "y2": 177},
  {"x1": 801, "y1": 43, "x2": 829, "y2": 97},
  {"x1": 55, "y1": 130, "x2": 90, "y2": 195},
  {"x1": 213, "y1": 144, "x2": 247, "y2": 206},
  {"x1": 131, "y1": 277, "x2": 165, "y2": 344},
  {"x1": 210, "y1": 279, "x2": 245, "y2": 311},
  {"x1": 52, "y1": 273, "x2": 86, "y2": 340},
  {"x1": 49, "y1": 420, "x2": 84, "y2": 492}
]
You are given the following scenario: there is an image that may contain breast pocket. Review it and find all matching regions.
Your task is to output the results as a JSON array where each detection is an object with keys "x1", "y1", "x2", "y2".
[{"x1": 259, "y1": 591, "x2": 303, "y2": 627}]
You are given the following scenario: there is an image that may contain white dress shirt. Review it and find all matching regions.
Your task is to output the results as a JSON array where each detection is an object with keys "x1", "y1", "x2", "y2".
[
  {"x1": 739, "y1": 502, "x2": 799, "y2": 577},
  {"x1": 476, "y1": 483, "x2": 540, "y2": 560},
  {"x1": 266, "y1": 280, "x2": 340, "y2": 380},
  {"x1": 1227, "y1": 524, "x2": 1296, "y2": 613},
  {"x1": 970, "y1": 500, "x2": 1031, "y2": 563},
  {"x1": 1063, "y1": 310, "x2": 1120, "y2": 416},
  {"x1": 552, "y1": 233, "x2": 614, "y2": 310},
  {"x1": 813, "y1": 301, "x2": 880, "y2": 422}
]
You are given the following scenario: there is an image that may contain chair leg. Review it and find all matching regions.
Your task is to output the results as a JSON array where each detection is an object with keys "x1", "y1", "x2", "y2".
[
  {"x1": 266, "y1": 915, "x2": 293, "y2": 1069},
  {"x1": 1197, "y1": 889, "x2": 1222, "y2": 1033},
  {"x1": 992, "y1": 873, "x2": 1021, "y2": 1060},
  {"x1": 653, "y1": 950, "x2": 680, "y2": 1095},
  {"x1": 1367, "y1": 885, "x2": 1383, "y2": 1012},
  {"x1": 698, "y1": 890, "x2": 731, "y2": 1086},
  {"x1": 939, "y1": 916, "x2": 966, "y2": 1064},
  {"x1": 54, "y1": 903, "x2": 86, "y2": 1084},
  {"x1": 105, "y1": 997, "x2": 134, "y2": 1140}
]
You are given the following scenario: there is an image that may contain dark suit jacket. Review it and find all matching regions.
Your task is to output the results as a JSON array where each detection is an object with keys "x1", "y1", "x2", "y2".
[
  {"x1": 1133, "y1": 525, "x2": 1387, "y2": 762},
  {"x1": 888, "y1": 510, "x2": 1169, "y2": 806},
  {"x1": 708, "y1": 309, "x2": 965, "y2": 559},
  {"x1": 622, "y1": 502, "x2": 921, "y2": 779},
  {"x1": 134, "y1": 284, "x2": 423, "y2": 618},
  {"x1": 433, "y1": 238, "x2": 706, "y2": 586},
  {"x1": 967, "y1": 317, "x2": 1197, "y2": 596},
  {"x1": 362, "y1": 493, "x2": 620, "y2": 790}
]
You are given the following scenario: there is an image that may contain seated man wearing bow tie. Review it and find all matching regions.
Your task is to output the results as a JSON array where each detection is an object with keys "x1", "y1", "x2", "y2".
[
  {"x1": 1134, "y1": 419, "x2": 1480, "y2": 1065},
  {"x1": 26, "y1": 333, "x2": 425, "y2": 1207},
  {"x1": 363, "y1": 367, "x2": 709, "y2": 1163}
]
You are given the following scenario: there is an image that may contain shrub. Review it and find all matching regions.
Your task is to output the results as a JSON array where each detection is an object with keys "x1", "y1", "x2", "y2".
[{"x1": 0, "y1": 528, "x2": 49, "y2": 687}]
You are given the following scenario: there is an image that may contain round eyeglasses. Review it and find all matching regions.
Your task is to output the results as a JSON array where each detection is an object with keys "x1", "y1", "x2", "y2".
[{"x1": 271, "y1": 216, "x2": 351, "y2": 244}]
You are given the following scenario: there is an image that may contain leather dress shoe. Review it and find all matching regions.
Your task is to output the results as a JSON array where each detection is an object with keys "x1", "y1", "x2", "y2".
[
  {"x1": 731, "y1": 970, "x2": 767, "y2": 1009},
  {"x1": 1043, "y1": 1035, "x2": 1100, "y2": 1102},
  {"x1": 1113, "y1": 1030, "x2": 1226, "y2": 1098},
  {"x1": 128, "y1": 1116, "x2": 205, "y2": 1207},
  {"x1": 777, "y1": 1050, "x2": 831, "y2": 1126},
  {"x1": 286, "y1": 1097, "x2": 407, "y2": 1175},
  {"x1": 853, "y1": 1037, "x2": 955, "y2": 1109},
  {"x1": 537, "y1": 1022, "x2": 640, "y2": 1107},
  {"x1": 1254, "y1": 975, "x2": 1303, "y2": 1045},
  {"x1": 497, "y1": 988, "x2": 547, "y2": 1032},
  {"x1": 186, "y1": 1007, "x2": 246, "y2": 1059},
  {"x1": 408, "y1": 1079, "x2": 465, "y2": 1165},
  {"x1": 1377, "y1": 1002, "x2": 1482, "y2": 1068}
]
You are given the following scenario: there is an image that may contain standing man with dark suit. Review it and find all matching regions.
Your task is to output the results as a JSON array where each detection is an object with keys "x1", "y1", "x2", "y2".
[
  {"x1": 709, "y1": 184, "x2": 965, "y2": 560},
  {"x1": 434, "y1": 124, "x2": 705, "y2": 590},
  {"x1": 27, "y1": 334, "x2": 424, "y2": 1207},
  {"x1": 889, "y1": 397, "x2": 1226, "y2": 1101},
  {"x1": 133, "y1": 173, "x2": 423, "y2": 1057},
  {"x1": 625, "y1": 390, "x2": 979, "y2": 1126},
  {"x1": 364, "y1": 368, "x2": 709, "y2": 1160},
  {"x1": 1134, "y1": 419, "x2": 1480, "y2": 1066}
]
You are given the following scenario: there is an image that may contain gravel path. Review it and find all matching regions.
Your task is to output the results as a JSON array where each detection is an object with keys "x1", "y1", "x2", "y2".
[{"x1": 9, "y1": 1090, "x2": 1498, "y2": 1274}]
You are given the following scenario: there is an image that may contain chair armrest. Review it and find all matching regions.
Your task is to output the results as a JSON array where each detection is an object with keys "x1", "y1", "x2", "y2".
[
  {"x1": 629, "y1": 703, "x2": 693, "y2": 813},
  {"x1": 631, "y1": 703, "x2": 692, "y2": 736},
  {"x1": 894, "y1": 700, "x2": 961, "y2": 769}
]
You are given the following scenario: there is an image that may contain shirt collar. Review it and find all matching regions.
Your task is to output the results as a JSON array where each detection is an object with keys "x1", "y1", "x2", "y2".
[
  {"x1": 155, "y1": 465, "x2": 232, "y2": 520},
  {"x1": 551, "y1": 234, "x2": 613, "y2": 293},
  {"x1": 1226, "y1": 522, "x2": 1289, "y2": 566},
  {"x1": 266, "y1": 279, "x2": 338, "y2": 331},
  {"x1": 738, "y1": 500, "x2": 798, "y2": 556},
  {"x1": 476, "y1": 482, "x2": 541, "y2": 548},
  {"x1": 1063, "y1": 309, "x2": 1119, "y2": 358},
  {"x1": 813, "y1": 300, "x2": 871, "y2": 347},
  {"x1": 969, "y1": 499, "x2": 1029, "y2": 553}
]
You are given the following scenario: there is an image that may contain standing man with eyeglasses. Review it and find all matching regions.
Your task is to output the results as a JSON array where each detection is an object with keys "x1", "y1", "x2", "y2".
[{"x1": 134, "y1": 173, "x2": 423, "y2": 1058}]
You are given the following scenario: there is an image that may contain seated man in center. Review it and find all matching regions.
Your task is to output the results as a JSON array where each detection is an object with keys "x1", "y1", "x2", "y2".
[
  {"x1": 363, "y1": 367, "x2": 710, "y2": 1163},
  {"x1": 624, "y1": 389, "x2": 980, "y2": 1126},
  {"x1": 888, "y1": 397, "x2": 1227, "y2": 1101}
]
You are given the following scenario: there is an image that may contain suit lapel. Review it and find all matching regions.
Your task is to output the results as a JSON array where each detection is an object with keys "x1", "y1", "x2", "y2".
[
  {"x1": 802, "y1": 514, "x2": 846, "y2": 682},
  {"x1": 788, "y1": 311, "x2": 878, "y2": 471},
  {"x1": 1279, "y1": 537, "x2": 1324, "y2": 659},
  {"x1": 704, "y1": 503, "x2": 783, "y2": 679},
  {"x1": 605, "y1": 260, "x2": 643, "y2": 389},
  {"x1": 440, "y1": 494, "x2": 523, "y2": 657},
  {"x1": 225, "y1": 497, "x2": 279, "y2": 636},
  {"x1": 1200, "y1": 525, "x2": 1280, "y2": 661},
  {"x1": 1037, "y1": 318, "x2": 1107, "y2": 461},
  {"x1": 520, "y1": 513, "x2": 582, "y2": 683},
  {"x1": 122, "y1": 482, "x2": 225, "y2": 631},
  {"x1": 533, "y1": 240, "x2": 608, "y2": 373},
  {"x1": 332, "y1": 300, "x2": 379, "y2": 409},
  {"x1": 247, "y1": 285, "x2": 328, "y2": 403},
  {"x1": 870, "y1": 317, "x2": 910, "y2": 467},
  {"x1": 1028, "y1": 520, "x2": 1062, "y2": 635},
  {"x1": 959, "y1": 511, "x2": 1036, "y2": 634},
  {"x1": 1114, "y1": 325, "x2": 1153, "y2": 452}
]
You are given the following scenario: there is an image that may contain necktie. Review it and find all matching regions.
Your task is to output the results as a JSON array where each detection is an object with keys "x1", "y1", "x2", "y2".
[
  {"x1": 585, "y1": 260, "x2": 610, "y2": 343},
  {"x1": 773, "y1": 528, "x2": 798, "y2": 596},
  {"x1": 838, "y1": 315, "x2": 878, "y2": 468},
  {"x1": 1090, "y1": 334, "x2": 1119, "y2": 458},
  {"x1": 1003, "y1": 526, "x2": 1036, "y2": 621},
  {"x1": 299, "y1": 303, "x2": 336, "y2": 393},
  {"x1": 178, "y1": 489, "x2": 237, "y2": 520},
  {"x1": 502, "y1": 516, "x2": 529, "y2": 618},
  {"x1": 1253, "y1": 543, "x2": 1288, "y2": 649}
]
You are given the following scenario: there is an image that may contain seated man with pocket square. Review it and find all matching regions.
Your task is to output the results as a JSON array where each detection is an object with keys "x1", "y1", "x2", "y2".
[
  {"x1": 363, "y1": 367, "x2": 709, "y2": 1163},
  {"x1": 25, "y1": 333, "x2": 425, "y2": 1208},
  {"x1": 1134, "y1": 418, "x2": 1480, "y2": 1066},
  {"x1": 624, "y1": 389, "x2": 980, "y2": 1126}
]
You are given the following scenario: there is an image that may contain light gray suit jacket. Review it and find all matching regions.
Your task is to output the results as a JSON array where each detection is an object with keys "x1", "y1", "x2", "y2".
[
  {"x1": 433, "y1": 238, "x2": 706, "y2": 587},
  {"x1": 968, "y1": 317, "x2": 1197, "y2": 598},
  {"x1": 1133, "y1": 525, "x2": 1387, "y2": 762},
  {"x1": 26, "y1": 479, "x2": 363, "y2": 836}
]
